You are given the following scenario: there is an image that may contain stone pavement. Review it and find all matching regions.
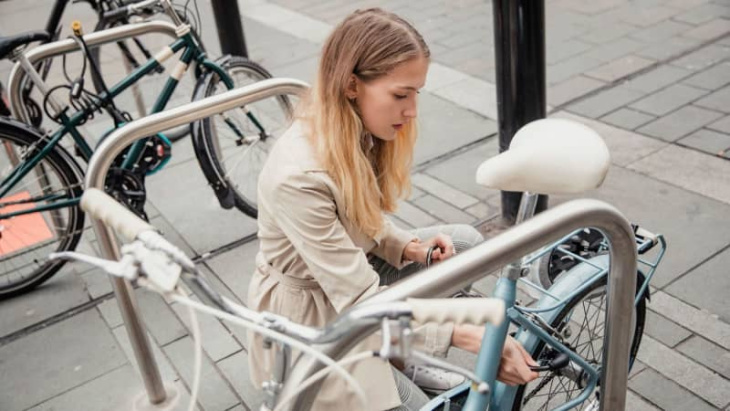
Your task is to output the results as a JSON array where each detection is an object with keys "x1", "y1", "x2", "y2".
[{"x1": 1, "y1": 0, "x2": 729, "y2": 410}]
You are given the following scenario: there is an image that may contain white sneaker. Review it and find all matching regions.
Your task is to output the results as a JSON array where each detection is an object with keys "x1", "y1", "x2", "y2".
[{"x1": 402, "y1": 361, "x2": 467, "y2": 394}]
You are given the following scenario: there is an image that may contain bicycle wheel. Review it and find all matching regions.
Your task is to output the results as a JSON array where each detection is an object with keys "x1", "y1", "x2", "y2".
[
  {"x1": 0, "y1": 119, "x2": 85, "y2": 299},
  {"x1": 196, "y1": 56, "x2": 293, "y2": 217},
  {"x1": 512, "y1": 272, "x2": 646, "y2": 411}
]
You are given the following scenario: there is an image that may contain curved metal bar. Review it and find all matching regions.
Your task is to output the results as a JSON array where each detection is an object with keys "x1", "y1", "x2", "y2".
[
  {"x1": 281, "y1": 199, "x2": 637, "y2": 411},
  {"x1": 7, "y1": 21, "x2": 179, "y2": 122},
  {"x1": 83, "y1": 78, "x2": 308, "y2": 406}
]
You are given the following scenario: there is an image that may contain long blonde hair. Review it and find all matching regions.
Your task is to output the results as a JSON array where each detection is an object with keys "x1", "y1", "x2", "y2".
[{"x1": 300, "y1": 8, "x2": 429, "y2": 237}]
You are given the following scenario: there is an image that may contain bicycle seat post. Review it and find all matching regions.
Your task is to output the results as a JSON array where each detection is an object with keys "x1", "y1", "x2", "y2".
[{"x1": 515, "y1": 191, "x2": 539, "y2": 225}]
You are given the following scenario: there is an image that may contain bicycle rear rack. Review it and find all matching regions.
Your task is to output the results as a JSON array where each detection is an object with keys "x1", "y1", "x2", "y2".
[{"x1": 85, "y1": 77, "x2": 638, "y2": 411}]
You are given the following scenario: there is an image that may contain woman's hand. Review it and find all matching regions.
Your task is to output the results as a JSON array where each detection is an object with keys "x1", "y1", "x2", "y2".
[
  {"x1": 402, "y1": 234, "x2": 455, "y2": 265},
  {"x1": 498, "y1": 335, "x2": 539, "y2": 386},
  {"x1": 451, "y1": 325, "x2": 538, "y2": 386}
]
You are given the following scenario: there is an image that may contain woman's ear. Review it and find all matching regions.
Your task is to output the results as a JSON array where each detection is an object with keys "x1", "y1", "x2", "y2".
[{"x1": 345, "y1": 74, "x2": 359, "y2": 101}]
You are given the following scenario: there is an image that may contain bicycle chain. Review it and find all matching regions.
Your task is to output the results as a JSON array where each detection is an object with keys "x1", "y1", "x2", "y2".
[{"x1": 522, "y1": 372, "x2": 557, "y2": 405}]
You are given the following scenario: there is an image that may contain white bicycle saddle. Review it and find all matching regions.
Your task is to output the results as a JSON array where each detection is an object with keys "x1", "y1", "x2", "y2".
[{"x1": 475, "y1": 118, "x2": 610, "y2": 195}]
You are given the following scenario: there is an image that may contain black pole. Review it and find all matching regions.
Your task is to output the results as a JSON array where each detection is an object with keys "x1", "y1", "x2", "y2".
[
  {"x1": 492, "y1": 0, "x2": 548, "y2": 224},
  {"x1": 210, "y1": 0, "x2": 248, "y2": 58}
]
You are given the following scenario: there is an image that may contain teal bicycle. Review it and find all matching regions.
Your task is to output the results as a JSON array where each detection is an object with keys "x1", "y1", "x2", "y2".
[
  {"x1": 0, "y1": 0, "x2": 293, "y2": 298},
  {"x1": 53, "y1": 119, "x2": 666, "y2": 411}
]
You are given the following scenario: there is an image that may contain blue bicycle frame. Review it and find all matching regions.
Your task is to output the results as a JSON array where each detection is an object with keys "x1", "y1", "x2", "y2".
[{"x1": 422, "y1": 231, "x2": 666, "y2": 411}]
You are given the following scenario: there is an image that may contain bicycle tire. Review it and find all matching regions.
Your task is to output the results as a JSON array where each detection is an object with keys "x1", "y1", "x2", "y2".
[
  {"x1": 511, "y1": 271, "x2": 646, "y2": 411},
  {"x1": 0, "y1": 118, "x2": 85, "y2": 299},
  {"x1": 194, "y1": 56, "x2": 293, "y2": 218}
]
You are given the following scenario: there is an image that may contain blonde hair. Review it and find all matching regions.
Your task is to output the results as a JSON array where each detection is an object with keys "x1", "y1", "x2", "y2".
[{"x1": 300, "y1": 8, "x2": 429, "y2": 237}]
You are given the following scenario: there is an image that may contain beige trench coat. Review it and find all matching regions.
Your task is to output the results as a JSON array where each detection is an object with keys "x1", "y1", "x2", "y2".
[{"x1": 248, "y1": 122, "x2": 454, "y2": 411}]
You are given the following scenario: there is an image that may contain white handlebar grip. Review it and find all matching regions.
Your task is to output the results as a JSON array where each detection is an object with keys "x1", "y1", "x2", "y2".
[
  {"x1": 80, "y1": 188, "x2": 156, "y2": 242},
  {"x1": 407, "y1": 298, "x2": 505, "y2": 326}
]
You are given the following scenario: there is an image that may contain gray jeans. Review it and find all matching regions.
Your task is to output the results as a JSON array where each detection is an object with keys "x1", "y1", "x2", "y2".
[{"x1": 369, "y1": 224, "x2": 484, "y2": 411}]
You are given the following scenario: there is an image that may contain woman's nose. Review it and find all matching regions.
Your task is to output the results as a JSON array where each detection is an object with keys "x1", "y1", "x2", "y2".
[{"x1": 403, "y1": 103, "x2": 417, "y2": 118}]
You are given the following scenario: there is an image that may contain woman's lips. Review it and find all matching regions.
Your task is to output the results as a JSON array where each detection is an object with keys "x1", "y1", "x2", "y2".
[{"x1": 393, "y1": 124, "x2": 403, "y2": 130}]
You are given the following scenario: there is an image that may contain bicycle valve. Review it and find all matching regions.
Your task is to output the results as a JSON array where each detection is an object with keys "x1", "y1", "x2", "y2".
[{"x1": 71, "y1": 20, "x2": 83, "y2": 36}]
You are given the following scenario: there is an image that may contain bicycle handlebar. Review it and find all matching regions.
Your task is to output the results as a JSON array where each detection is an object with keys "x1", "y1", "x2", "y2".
[
  {"x1": 101, "y1": 0, "x2": 160, "y2": 23},
  {"x1": 80, "y1": 188, "x2": 156, "y2": 242}
]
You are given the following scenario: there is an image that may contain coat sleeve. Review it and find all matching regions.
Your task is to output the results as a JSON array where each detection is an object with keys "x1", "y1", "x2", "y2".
[
  {"x1": 270, "y1": 172, "x2": 381, "y2": 313},
  {"x1": 369, "y1": 217, "x2": 418, "y2": 269}
]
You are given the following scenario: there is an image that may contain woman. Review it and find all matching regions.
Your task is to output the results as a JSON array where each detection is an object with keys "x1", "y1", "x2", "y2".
[{"x1": 248, "y1": 8, "x2": 537, "y2": 410}]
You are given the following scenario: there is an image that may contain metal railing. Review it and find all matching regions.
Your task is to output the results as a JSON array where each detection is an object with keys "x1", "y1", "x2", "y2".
[
  {"x1": 7, "y1": 21, "x2": 180, "y2": 123},
  {"x1": 83, "y1": 77, "x2": 637, "y2": 411},
  {"x1": 83, "y1": 77, "x2": 308, "y2": 406}
]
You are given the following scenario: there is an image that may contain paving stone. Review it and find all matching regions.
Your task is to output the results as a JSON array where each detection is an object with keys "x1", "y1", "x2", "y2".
[
  {"x1": 429, "y1": 75, "x2": 498, "y2": 119},
  {"x1": 638, "y1": 105, "x2": 723, "y2": 141},
  {"x1": 551, "y1": 112, "x2": 669, "y2": 167},
  {"x1": 629, "y1": 367, "x2": 718, "y2": 411},
  {"x1": 629, "y1": 84, "x2": 709, "y2": 116},
  {"x1": 415, "y1": 92, "x2": 497, "y2": 164},
  {"x1": 644, "y1": 310, "x2": 693, "y2": 347},
  {"x1": 672, "y1": 44, "x2": 730, "y2": 71},
  {"x1": 97, "y1": 299, "x2": 125, "y2": 329},
  {"x1": 630, "y1": 359, "x2": 648, "y2": 380},
  {"x1": 637, "y1": 336, "x2": 730, "y2": 408},
  {"x1": 25, "y1": 365, "x2": 152, "y2": 411},
  {"x1": 394, "y1": 201, "x2": 440, "y2": 228},
  {"x1": 636, "y1": 35, "x2": 702, "y2": 61},
  {"x1": 677, "y1": 335, "x2": 730, "y2": 380},
  {"x1": 412, "y1": 194, "x2": 476, "y2": 225},
  {"x1": 111, "y1": 325, "x2": 179, "y2": 383},
  {"x1": 630, "y1": 19, "x2": 694, "y2": 42},
  {"x1": 145, "y1": 154, "x2": 259, "y2": 256},
  {"x1": 464, "y1": 200, "x2": 500, "y2": 221},
  {"x1": 408, "y1": 186, "x2": 426, "y2": 201},
  {"x1": 582, "y1": 22, "x2": 639, "y2": 44},
  {"x1": 547, "y1": 54, "x2": 605, "y2": 86},
  {"x1": 626, "y1": 389, "x2": 662, "y2": 411},
  {"x1": 584, "y1": 55, "x2": 655, "y2": 82},
  {"x1": 667, "y1": 245, "x2": 730, "y2": 322},
  {"x1": 217, "y1": 350, "x2": 265, "y2": 411},
  {"x1": 547, "y1": 75, "x2": 606, "y2": 107},
  {"x1": 422, "y1": 137, "x2": 499, "y2": 200},
  {"x1": 683, "y1": 17, "x2": 730, "y2": 40},
  {"x1": 135, "y1": 288, "x2": 188, "y2": 346},
  {"x1": 171, "y1": 296, "x2": 243, "y2": 362},
  {"x1": 164, "y1": 336, "x2": 240, "y2": 411},
  {"x1": 0, "y1": 310, "x2": 127, "y2": 411},
  {"x1": 204, "y1": 240, "x2": 259, "y2": 305},
  {"x1": 624, "y1": 64, "x2": 693, "y2": 94},
  {"x1": 546, "y1": 39, "x2": 593, "y2": 65},
  {"x1": 568, "y1": 85, "x2": 644, "y2": 118},
  {"x1": 708, "y1": 115, "x2": 730, "y2": 133},
  {"x1": 601, "y1": 108, "x2": 656, "y2": 130},
  {"x1": 694, "y1": 85, "x2": 730, "y2": 113},
  {"x1": 683, "y1": 62, "x2": 730, "y2": 90},
  {"x1": 678, "y1": 128, "x2": 730, "y2": 155},
  {"x1": 649, "y1": 291, "x2": 730, "y2": 350},
  {"x1": 614, "y1": 4, "x2": 682, "y2": 27},
  {"x1": 424, "y1": 62, "x2": 470, "y2": 92},
  {"x1": 578, "y1": 37, "x2": 645, "y2": 64},
  {"x1": 672, "y1": 2, "x2": 730, "y2": 25},
  {"x1": 0, "y1": 271, "x2": 89, "y2": 338},
  {"x1": 390, "y1": 215, "x2": 415, "y2": 230},
  {"x1": 411, "y1": 173, "x2": 479, "y2": 209}
]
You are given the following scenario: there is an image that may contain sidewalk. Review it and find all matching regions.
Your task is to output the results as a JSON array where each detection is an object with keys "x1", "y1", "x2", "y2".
[{"x1": 1, "y1": 0, "x2": 729, "y2": 410}]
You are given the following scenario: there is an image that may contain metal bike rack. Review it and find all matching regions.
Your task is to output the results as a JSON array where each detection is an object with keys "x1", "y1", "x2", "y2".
[
  {"x1": 281, "y1": 199, "x2": 638, "y2": 411},
  {"x1": 7, "y1": 21, "x2": 180, "y2": 123},
  {"x1": 83, "y1": 78, "x2": 309, "y2": 407}
]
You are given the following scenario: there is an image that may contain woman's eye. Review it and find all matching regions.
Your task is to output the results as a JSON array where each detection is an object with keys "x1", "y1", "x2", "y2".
[{"x1": 394, "y1": 94, "x2": 407, "y2": 100}]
